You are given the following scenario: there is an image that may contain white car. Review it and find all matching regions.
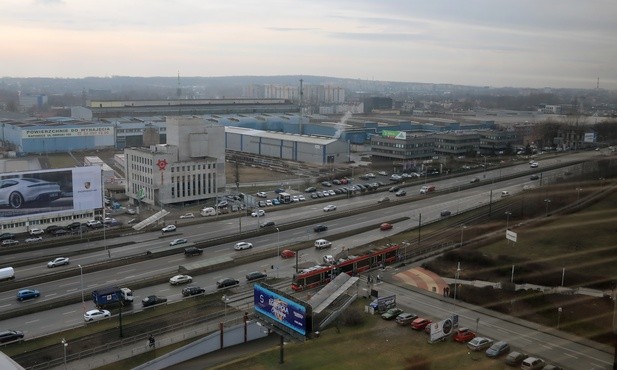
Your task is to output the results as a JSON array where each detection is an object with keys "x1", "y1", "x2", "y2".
[
  {"x1": 265, "y1": 200, "x2": 272, "y2": 206},
  {"x1": 234, "y1": 241, "x2": 253, "y2": 250},
  {"x1": 47, "y1": 257, "x2": 70, "y2": 268},
  {"x1": 530, "y1": 162, "x2": 539, "y2": 168},
  {"x1": 1, "y1": 239, "x2": 18, "y2": 246},
  {"x1": 298, "y1": 195, "x2": 306, "y2": 201},
  {"x1": 29, "y1": 228, "x2": 44, "y2": 235},
  {"x1": 169, "y1": 274, "x2": 193, "y2": 285},
  {"x1": 87, "y1": 220, "x2": 101, "y2": 227},
  {"x1": 323, "y1": 204, "x2": 337, "y2": 212},
  {"x1": 162, "y1": 225, "x2": 177, "y2": 233},
  {"x1": 170, "y1": 238, "x2": 188, "y2": 246},
  {"x1": 251, "y1": 209, "x2": 265, "y2": 217},
  {"x1": 179, "y1": 213, "x2": 194, "y2": 219},
  {"x1": 323, "y1": 255, "x2": 335, "y2": 264},
  {"x1": 256, "y1": 192, "x2": 267, "y2": 198},
  {"x1": 292, "y1": 195, "x2": 299, "y2": 202},
  {"x1": 25, "y1": 236, "x2": 43, "y2": 243},
  {"x1": 84, "y1": 309, "x2": 111, "y2": 322}
]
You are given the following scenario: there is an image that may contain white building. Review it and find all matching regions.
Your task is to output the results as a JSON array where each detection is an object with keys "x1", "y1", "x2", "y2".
[{"x1": 124, "y1": 117, "x2": 226, "y2": 206}]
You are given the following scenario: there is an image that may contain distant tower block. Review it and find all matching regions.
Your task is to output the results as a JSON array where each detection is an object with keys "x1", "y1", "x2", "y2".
[
  {"x1": 177, "y1": 71, "x2": 182, "y2": 98},
  {"x1": 143, "y1": 126, "x2": 160, "y2": 146}
]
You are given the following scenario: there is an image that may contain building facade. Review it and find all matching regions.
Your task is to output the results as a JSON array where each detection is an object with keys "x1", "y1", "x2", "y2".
[{"x1": 370, "y1": 131, "x2": 435, "y2": 160}]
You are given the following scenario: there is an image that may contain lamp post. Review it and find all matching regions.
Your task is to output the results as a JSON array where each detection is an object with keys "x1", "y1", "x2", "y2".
[
  {"x1": 482, "y1": 155, "x2": 487, "y2": 178},
  {"x1": 544, "y1": 198, "x2": 551, "y2": 217},
  {"x1": 576, "y1": 187, "x2": 582, "y2": 203},
  {"x1": 61, "y1": 338, "x2": 68, "y2": 370},
  {"x1": 276, "y1": 227, "x2": 280, "y2": 278},
  {"x1": 460, "y1": 225, "x2": 466, "y2": 247},
  {"x1": 453, "y1": 261, "x2": 461, "y2": 307},
  {"x1": 557, "y1": 307, "x2": 562, "y2": 328},
  {"x1": 222, "y1": 295, "x2": 229, "y2": 321},
  {"x1": 78, "y1": 264, "x2": 84, "y2": 313},
  {"x1": 505, "y1": 211, "x2": 512, "y2": 230}
]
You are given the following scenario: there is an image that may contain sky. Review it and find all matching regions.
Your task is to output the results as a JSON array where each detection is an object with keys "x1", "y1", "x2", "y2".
[{"x1": 2, "y1": 0, "x2": 616, "y2": 90}]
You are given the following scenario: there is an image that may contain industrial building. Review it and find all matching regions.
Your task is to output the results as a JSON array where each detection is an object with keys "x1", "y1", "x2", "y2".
[{"x1": 124, "y1": 117, "x2": 226, "y2": 207}]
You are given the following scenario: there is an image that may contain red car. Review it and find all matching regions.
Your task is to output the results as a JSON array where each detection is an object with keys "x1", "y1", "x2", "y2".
[
  {"x1": 453, "y1": 328, "x2": 476, "y2": 343},
  {"x1": 379, "y1": 223, "x2": 393, "y2": 231},
  {"x1": 411, "y1": 318, "x2": 431, "y2": 330},
  {"x1": 280, "y1": 249, "x2": 296, "y2": 259},
  {"x1": 424, "y1": 321, "x2": 434, "y2": 334}
]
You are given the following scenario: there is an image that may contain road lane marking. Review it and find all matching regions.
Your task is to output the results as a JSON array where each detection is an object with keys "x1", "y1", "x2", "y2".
[
  {"x1": 58, "y1": 282, "x2": 78, "y2": 288},
  {"x1": 25, "y1": 319, "x2": 39, "y2": 324},
  {"x1": 0, "y1": 304, "x2": 11, "y2": 308},
  {"x1": 563, "y1": 352, "x2": 578, "y2": 359},
  {"x1": 63, "y1": 310, "x2": 76, "y2": 315}
]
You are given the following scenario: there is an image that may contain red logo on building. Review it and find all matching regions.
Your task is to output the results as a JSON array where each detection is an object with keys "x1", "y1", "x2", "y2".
[{"x1": 156, "y1": 159, "x2": 168, "y2": 171}]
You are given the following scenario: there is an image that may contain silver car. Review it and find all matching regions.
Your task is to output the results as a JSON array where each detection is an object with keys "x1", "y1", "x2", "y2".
[{"x1": 47, "y1": 257, "x2": 70, "y2": 268}]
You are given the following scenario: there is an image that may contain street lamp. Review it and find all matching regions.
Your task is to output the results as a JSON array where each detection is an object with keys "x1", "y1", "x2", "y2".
[
  {"x1": 453, "y1": 262, "x2": 461, "y2": 307},
  {"x1": 557, "y1": 307, "x2": 562, "y2": 328},
  {"x1": 61, "y1": 338, "x2": 68, "y2": 370},
  {"x1": 460, "y1": 225, "x2": 467, "y2": 247},
  {"x1": 222, "y1": 295, "x2": 229, "y2": 321},
  {"x1": 78, "y1": 264, "x2": 84, "y2": 313},
  {"x1": 505, "y1": 211, "x2": 512, "y2": 230},
  {"x1": 576, "y1": 187, "x2": 582, "y2": 203},
  {"x1": 276, "y1": 227, "x2": 280, "y2": 278},
  {"x1": 544, "y1": 198, "x2": 551, "y2": 217}
]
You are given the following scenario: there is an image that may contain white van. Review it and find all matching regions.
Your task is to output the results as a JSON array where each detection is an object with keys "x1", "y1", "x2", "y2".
[
  {"x1": 200, "y1": 207, "x2": 216, "y2": 217},
  {"x1": 501, "y1": 190, "x2": 510, "y2": 197},
  {"x1": 314, "y1": 239, "x2": 332, "y2": 250},
  {"x1": 0, "y1": 267, "x2": 15, "y2": 281}
]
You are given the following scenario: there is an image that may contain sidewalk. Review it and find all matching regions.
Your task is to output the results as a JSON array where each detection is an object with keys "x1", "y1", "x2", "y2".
[{"x1": 440, "y1": 278, "x2": 611, "y2": 298}]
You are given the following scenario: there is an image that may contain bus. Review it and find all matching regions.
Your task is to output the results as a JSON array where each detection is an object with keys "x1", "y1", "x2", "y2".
[
  {"x1": 291, "y1": 244, "x2": 400, "y2": 291},
  {"x1": 278, "y1": 192, "x2": 292, "y2": 204}
]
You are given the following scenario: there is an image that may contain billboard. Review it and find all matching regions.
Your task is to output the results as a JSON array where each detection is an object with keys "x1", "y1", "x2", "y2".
[
  {"x1": 506, "y1": 230, "x2": 517, "y2": 242},
  {"x1": 254, "y1": 284, "x2": 310, "y2": 337},
  {"x1": 381, "y1": 130, "x2": 406, "y2": 140},
  {"x1": 0, "y1": 166, "x2": 103, "y2": 220},
  {"x1": 429, "y1": 315, "x2": 459, "y2": 343},
  {"x1": 583, "y1": 132, "x2": 596, "y2": 143},
  {"x1": 22, "y1": 127, "x2": 113, "y2": 139}
]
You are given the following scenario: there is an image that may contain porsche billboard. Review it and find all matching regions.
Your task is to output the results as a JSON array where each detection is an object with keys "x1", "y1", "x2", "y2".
[{"x1": 0, "y1": 166, "x2": 103, "y2": 220}]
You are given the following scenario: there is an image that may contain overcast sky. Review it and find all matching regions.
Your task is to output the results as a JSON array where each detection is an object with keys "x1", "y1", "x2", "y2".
[{"x1": 2, "y1": 0, "x2": 616, "y2": 89}]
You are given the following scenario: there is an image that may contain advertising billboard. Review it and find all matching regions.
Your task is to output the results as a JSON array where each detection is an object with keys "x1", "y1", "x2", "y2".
[
  {"x1": 381, "y1": 130, "x2": 406, "y2": 140},
  {"x1": 429, "y1": 315, "x2": 459, "y2": 343},
  {"x1": 583, "y1": 132, "x2": 596, "y2": 143},
  {"x1": 0, "y1": 166, "x2": 103, "y2": 220},
  {"x1": 254, "y1": 284, "x2": 310, "y2": 337},
  {"x1": 22, "y1": 127, "x2": 113, "y2": 139}
]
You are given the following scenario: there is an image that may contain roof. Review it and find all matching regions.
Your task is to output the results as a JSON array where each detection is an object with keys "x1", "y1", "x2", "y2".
[{"x1": 225, "y1": 126, "x2": 338, "y2": 145}]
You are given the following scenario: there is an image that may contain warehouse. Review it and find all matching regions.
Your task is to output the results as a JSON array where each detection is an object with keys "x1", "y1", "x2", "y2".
[{"x1": 224, "y1": 126, "x2": 349, "y2": 166}]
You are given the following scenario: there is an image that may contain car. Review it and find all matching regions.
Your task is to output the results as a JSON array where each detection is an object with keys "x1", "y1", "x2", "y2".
[
  {"x1": 142, "y1": 295, "x2": 167, "y2": 307},
  {"x1": 169, "y1": 274, "x2": 193, "y2": 285},
  {"x1": 424, "y1": 321, "x2": 434, "y2": 334},
  {"x1": 45, "y1": 225, "x2": 61, "y2": 234},
  {"x1": 377, "y1": 171, "x2": 388, "y2": 176},
  {"x1": 234, "y1": 241, "x2": 253, "y2": 250},
  {"x1": 379, "y1": 223, "x2": 393, "y2": 231},
  {"x1": 25, "y1": 236, "x2": 43, "y2": 243},
  {"x1": 420, "y1": 185, "x2": 436, "y2": 194},
  {"x1": 217, "y1": 200, "x2": 229, "y2": 208},
  {"x1": 1, "y1": 239, "x2": 19, "y2": 246},
  {"x1": 126, "y1": 208, "x2": 136, "y2": 215},
  {"x1": 530, "y1": 162, "x2": 539, "y2": 168},
  {"x1": 381, "y1": 307, "x2": 404, "y2": 320},
  {"x1": 257, "y1": 200, "x2": 267, "y2": 207},
  {"x1": 440, "y1": 210, "x2": 451, "y2": 217},
  {"x1": 521, "y1": 357, "x2": 546, "y2": 370},
  {"x1": 181, "y1": 286, "x2": 205, "y2": 297},
  {"x1": 321, "y1": 190, "x2": 329, "y2": 197},
  {"x1": 251, "y1": 209, "x2": 265, "y2": 217},
  {"x1": 323, "y1": 204, "x2": 337, "y2": 212},
  {"x1": 0, "y1": 233, "x2": 15, "y2": 241},
  {"x1": 162, "y1": 225, "x2": 177, "y2": 233},
  {"x1": 52, "y1": 228, "x2": 69, "y2": 236},
  {"x1": 505, "y1": 351, "x2": 528, "y2": 366},
  {"x1": 265, "y1": 200, "x2": 273, "y2": 206},
  {"x1": 217, "y1": 278, "x2": 239, "y2": 289},
  {"x1": 87, "y1": 220, "x2": 102, "y2": 227},
  {"x1": 0, "y1": 177, "x2": 61, "y2": 209},
  {"x1": 274, "y1": 188, "x2": 285, "y2": 194},
  {"x1": 246, "y1": 271, "x2": 267, "y2": 281},
  {"x1": 298, "y1": 195, "x2": 305, "y2": 201},
  {"x1": 66, "y1": 222, "x2": 82, "y2": 230},
  {"x1": 388, "y1": 186, "x2": 400, "y2": 193},
  {"x1": 395, "y1": 312, "x2": 417, "y2": 325},
  {"x1": 530, "y1": 174, "x2": 540, "y2": 180},
  {"x1": 452, "y1": 327, "x2": 476, "y2": 343},
  {"x1": 260, "y1": 221, "x2": 276, "y2": 228},
  {"x1": 280, "y1": 249, "x2": 296, "y2": 259},
  {"x1": 485, "y1": 340, "x2": 510, "y2": 358},
  {"x1": 313, "y1": 224, "x2": 328, "y2": 232},
  {"x1": 377, "y1": 196, "x2": 390, "y2": 204},
  {"x1": 84, "y1": 309, "x2": 111, "y2": 322},
  {"x1": 272, "y1": 199, "x2": 281, "y2": 205},
  {"x1": 256, "y1": 191, "x2": 268, "y2": 198},
  {"x1": 170, "y1": 238, "x2": 188, "y2": 246},
  {"x1": 304, "y1": 187, "x2": 317, "y2": 193},
  {"x1": 326, "y1": 189, "x2": 335, "y2": 196},
  {"x1": 470, "y1": 177, "x2": 480, "y2": 183},
  {"x1": 321, "y1": 181, "x2": 332, "y2": 187},
  {"x1": 16, "y1": 288, "x2": 40, "y2": 301},
  {"x1": 179, "y1": 213, "x2": 194, "y2": 219},
  {"x1": 0, "y1": 330, "x2": 24, "y2": 343},
  {"x1": 184, "y1": 247, "x2": 203, "y2": 256},
  {"x1": 292, "y1": 195, "x2": 299, "y2": 202},
  {"x1": 323, "y1": 255, "x2": 335, "y2": 264},
  {"x1": 47, "y1": 257, "x2": 70, "y2": 268},
  {"x1": 411, "y1": 318, "x2": 431, "y2": 330},
  {"x1": 395, "y1": 190, "x2": 407, "y2": 197},
  {"x1": 467, "y1": 337, "x2": 493, "y2": 351},
  {"x1": 29, "y1": 228, "x2": 44, "y2": 235},
  {"x1": 501, "y1": 190, "x2": 510, "y2": 197},
  {"x1": 314, "y1": 239, "x2": 332, "y2": 250}
]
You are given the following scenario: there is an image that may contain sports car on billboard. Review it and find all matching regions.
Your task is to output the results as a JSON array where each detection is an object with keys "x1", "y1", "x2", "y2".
[{"x1": 0, "y1": 178, "x2": 62, "y2": 209}]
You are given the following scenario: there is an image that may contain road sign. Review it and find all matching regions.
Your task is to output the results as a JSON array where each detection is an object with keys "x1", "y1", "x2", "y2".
[{"x1": 506, "y1": 230, "x2": 517, "y2": 242}]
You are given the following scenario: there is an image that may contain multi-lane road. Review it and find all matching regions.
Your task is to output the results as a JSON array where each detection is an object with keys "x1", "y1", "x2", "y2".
[{"x1": 0, "y1": 150, "x2": 611, "y2": 368}]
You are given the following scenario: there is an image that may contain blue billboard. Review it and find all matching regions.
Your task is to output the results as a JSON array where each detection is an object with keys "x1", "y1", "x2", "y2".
[{"x1": 254, "y1": 284, "x2": 309, "y2": 336}]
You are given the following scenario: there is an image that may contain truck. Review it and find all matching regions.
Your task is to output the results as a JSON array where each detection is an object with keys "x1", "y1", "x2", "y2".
[
  {"x1": 91, "y1": 286, "x2": 134, "y2": 308},
  {"x1": 0, "y1": 267, "x2": 15, "y2": 281},
  {"x1": 200, "y1": 207, "x2": 216, "y2": 217}
]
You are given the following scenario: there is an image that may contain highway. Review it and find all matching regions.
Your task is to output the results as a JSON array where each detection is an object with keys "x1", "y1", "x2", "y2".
[{"x1": 0, "y1": 150, "x2": 609, "y2": 363}]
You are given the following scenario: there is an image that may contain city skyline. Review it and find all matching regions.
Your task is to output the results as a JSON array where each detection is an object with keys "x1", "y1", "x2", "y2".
[{"x1": 2, "y1": 0, "x2": 616, "y2": 90}]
